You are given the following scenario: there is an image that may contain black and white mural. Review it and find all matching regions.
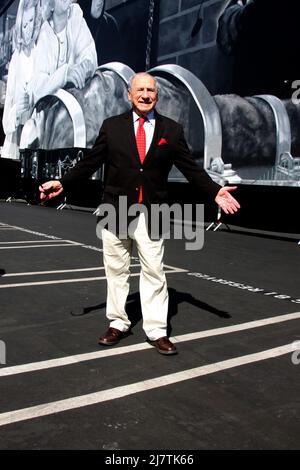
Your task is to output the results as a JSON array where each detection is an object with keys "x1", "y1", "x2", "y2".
[
  {"x1": 0, "y1": 0, "x2": 155, "y2": 160},
  {"x1": 0, "y1": 0, "x2": 299, "y2": 187}
]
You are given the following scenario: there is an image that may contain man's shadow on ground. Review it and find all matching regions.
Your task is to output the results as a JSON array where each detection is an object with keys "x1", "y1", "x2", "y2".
[{"x1": 72, "y1": 288, "x2": 231, "y2": 336}]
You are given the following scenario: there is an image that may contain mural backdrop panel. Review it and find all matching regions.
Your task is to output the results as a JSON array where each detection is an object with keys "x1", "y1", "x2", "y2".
[{"x1": 0, "y1": 0, "x2": 299, "y2": 188}]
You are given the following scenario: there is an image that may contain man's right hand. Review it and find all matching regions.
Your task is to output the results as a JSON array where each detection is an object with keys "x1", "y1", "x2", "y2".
[
  {"x1": 67, "y1": 64, "x2": 86, "y2": 89},
  {"x1": 39, "y1": 181, "x2": 63, "y2": 201}
]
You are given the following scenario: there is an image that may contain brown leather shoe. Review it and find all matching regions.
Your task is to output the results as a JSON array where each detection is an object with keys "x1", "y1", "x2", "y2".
[
  {"x1": 98, "y1": 327, "x2": 126, "y2": 346},
  {"x1": 147, "y1": 336, "x2": 177, "y2": 355}
]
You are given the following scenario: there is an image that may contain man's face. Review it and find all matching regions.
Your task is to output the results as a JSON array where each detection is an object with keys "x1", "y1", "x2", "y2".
[
  {"x1": 22, "y1": 7, "x2": 35, "y2": 46},
  {"x1": 128, "y1": 75, "x2": 158, "y2": 117},
  {"x1": 54, "y1": 0, "x2": 72, "y2": 15}
]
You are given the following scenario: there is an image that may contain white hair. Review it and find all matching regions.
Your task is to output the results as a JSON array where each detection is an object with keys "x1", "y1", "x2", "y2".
[{"x1": 128, "y1": 72, "x2": 158, "y2": 91}]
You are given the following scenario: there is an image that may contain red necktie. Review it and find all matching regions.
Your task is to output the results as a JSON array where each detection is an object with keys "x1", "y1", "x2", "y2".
[{"x1": 136, "y1": 117, "x2": 146, "y2": 203}]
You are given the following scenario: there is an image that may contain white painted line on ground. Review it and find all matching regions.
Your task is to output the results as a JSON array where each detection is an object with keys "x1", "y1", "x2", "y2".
[
  {"x1": 0, "y1": 343, "x2": 297, "y2": 427},
  {"x1": 0, "y1": 343, "x2": 152, "y2": 377},
  {"x1": 0, "y1": 243, "x2": 82, "y2": 250},
  {"x1": 0, "y1": 240, "x2": 74, "y2": 245},
  {"x1": 2, "y1": 265, "x2": 140, "y2": 277},
  {"x1": 0, "y1": 223, "x2": 61, "y2": 240},
  {"x1": 80, "y1": 245, "x2": 103, "y2": 253},
  {"x1": 64, "y1": 240, "x2": 84, "y2": 246},
  {"x1": 164, "y1": 264, "x2": 188, "y2": 273},
  {"x1": 0, "y1": 223, "x2": 189, "y2": 275},
  {"x1": 0, "y1": 268, "x2": 181, "y2": 289},
  {"x1": 0, "y1": 223, "x2": 189, "y2": 274},
  {"x1": 172, "y1": 311, "x2": 300, "y2": 342},
  {"x1": 0, "y1": 275, "x2": 107, "y2": 288},
  {"x1": 1, "y1": 311, "x2": 299, "y2": 377}
]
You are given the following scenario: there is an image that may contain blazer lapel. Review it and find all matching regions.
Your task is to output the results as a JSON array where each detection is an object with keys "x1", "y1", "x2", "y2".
[{"x1": 123, "y1": 110, "x2": 141, "y2": 163}]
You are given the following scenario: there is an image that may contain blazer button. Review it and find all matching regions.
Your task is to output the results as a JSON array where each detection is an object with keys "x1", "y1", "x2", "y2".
[
  {"x1": 140, "y1": 168, "x2": 143, "y2": 172},
  {"x1": 135, "y1": 187, "x2": 139, "y2": 191}
]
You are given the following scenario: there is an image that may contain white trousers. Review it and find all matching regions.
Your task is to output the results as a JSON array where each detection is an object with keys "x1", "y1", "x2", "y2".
[{"x1": 100, "y1": 213, "x2": 169, "y2": 341}]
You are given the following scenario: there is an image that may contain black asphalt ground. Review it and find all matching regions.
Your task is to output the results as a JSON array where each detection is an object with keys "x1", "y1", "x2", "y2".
[{"x1": 0, "y1": 201, "x2": 299, "y2": 451}]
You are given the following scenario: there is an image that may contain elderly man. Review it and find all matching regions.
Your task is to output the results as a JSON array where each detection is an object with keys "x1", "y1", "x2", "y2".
[{"x1": 39, "y1": 72, "x2": 240, "y2": 355}]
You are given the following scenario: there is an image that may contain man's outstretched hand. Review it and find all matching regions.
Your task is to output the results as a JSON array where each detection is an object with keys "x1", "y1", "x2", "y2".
[
  {"x1": 39, "y1": 181, "x2": 63, "y2": 202},
  {"x1": 215, "y1": 186, "x2": 240, "y2": 215},
  {"x1": 39, "y1": 181, "x2": 240, "y2": 212}
]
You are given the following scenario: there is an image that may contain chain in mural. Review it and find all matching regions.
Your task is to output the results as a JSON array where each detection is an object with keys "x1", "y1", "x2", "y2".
[{"x1": 145, "y1": 0, "x2": 155, "y2": 71}]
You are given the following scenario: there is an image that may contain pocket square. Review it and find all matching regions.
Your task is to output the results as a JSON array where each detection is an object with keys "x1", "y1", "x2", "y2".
[{"x1": 158, "y1": 138, "x2": 168, "y2": 146}]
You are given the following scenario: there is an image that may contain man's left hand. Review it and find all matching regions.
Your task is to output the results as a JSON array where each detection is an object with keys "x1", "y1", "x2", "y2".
[{"x1": 215, "y1": 186, "x2": 240, "y2": 214}]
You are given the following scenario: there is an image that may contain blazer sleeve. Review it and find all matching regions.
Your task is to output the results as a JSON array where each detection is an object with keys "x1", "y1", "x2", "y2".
[
  {"x1": 173, "y1": 125, "x2": 221, "y2": 199},
  {"x1": 60, "y1": 120, "x2": 108, "y2": 192}
]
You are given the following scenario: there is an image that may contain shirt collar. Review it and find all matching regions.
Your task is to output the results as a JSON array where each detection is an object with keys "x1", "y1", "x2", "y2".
[{"x1": 133, "y1": 110, "x2": 155, "y2": 124}]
